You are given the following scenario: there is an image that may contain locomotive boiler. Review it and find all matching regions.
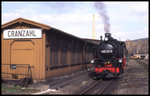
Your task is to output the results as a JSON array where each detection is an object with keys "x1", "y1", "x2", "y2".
[{"x1": 91, "y1": 33, "x2": 128, "y2": 78}]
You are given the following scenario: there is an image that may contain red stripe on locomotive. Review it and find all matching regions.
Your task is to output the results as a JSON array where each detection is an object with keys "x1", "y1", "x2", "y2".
[
  {"x1": 95, "y1": 67, "x2": 120, "y2": 73},
  {"x1": 94, "y1": 58, "x2": 127, "y2": 74}
]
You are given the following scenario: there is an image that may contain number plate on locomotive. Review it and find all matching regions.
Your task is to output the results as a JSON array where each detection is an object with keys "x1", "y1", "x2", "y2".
[{"x1": 101, "y1": 50, "x2": 113, "y2": 53}]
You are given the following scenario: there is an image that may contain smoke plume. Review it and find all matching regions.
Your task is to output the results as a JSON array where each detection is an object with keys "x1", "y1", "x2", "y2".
[{"x1": 95, "y1": 2, "x2": 110, "y2": 33}]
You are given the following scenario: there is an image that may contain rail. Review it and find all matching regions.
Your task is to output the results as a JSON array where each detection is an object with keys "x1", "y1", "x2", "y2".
[
  {"x1": 135, "y1": 59, "x2": 149, "y2": 70},
  {"x1": 97, "y1": 79, "x2": 113, "y2": 94},
  {"x1": 80, "y1": 79, "x2": 114, "y2": 94}
]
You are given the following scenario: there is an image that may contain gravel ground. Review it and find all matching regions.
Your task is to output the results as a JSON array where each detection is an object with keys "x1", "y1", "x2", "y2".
[
  {"x1": 112, "y1": 59, "x2": 149, "y2": 94},
  {"x1": 46, "y1": 69, "x2": 95, "y2": 94},
  {"x1": 51, "y1": 59, "x2": 149, "y2": 95},
  {"x1": 2, "y1": 59, "x2": 148, "y2": 95}
]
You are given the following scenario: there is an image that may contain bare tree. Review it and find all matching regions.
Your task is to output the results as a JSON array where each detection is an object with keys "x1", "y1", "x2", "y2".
[
  {"x1": 125, "y1": 39, "x2": 148, "y2": 55},
  {"x1": 125, "y1": 39, "x2": 134, "y2": 56}
]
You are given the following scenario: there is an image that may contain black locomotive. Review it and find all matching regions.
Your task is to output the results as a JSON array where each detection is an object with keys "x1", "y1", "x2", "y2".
[{"x1": 91, "y1": 33, "x2": 128, "y2": 78}]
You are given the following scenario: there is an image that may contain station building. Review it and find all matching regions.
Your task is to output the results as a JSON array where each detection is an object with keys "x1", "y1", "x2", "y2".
[{"x1": 1, "y1": 18, "x2": 97, "y2": 82}]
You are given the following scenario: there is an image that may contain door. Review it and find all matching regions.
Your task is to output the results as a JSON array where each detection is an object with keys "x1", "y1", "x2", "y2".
[{"x1": 11, "y1": 40, "x2": 35, "y2": 79}]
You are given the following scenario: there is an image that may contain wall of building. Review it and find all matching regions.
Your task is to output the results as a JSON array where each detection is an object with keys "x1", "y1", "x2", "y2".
[
  {"x1": 1, "y1": 18, "x2": 95, "y2": 82},
  {"x1": 45, "y1": 30, "x2": 93, "y2": 79},
  {"x1": 1, "y1": 23, "x2": 46, "y2": 81}
]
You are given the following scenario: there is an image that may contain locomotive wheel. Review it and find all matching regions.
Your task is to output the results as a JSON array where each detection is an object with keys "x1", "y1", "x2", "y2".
[
  {"x1": 120, "y1": 68, "x2": 124, "y2": 73},
  {"x1": 113, "y1": 73, "x2": 119, "y2": 79}
]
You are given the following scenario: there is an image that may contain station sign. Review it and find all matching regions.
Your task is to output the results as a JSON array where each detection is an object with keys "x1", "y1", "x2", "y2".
[{"x1": 3, "y1": 28, "x2": 42, "y2": 39}]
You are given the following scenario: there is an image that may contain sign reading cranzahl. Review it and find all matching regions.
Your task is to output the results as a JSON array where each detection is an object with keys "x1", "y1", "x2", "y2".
[{"x1": 3, "y1": 29, "x2": 42, "y2": 39}]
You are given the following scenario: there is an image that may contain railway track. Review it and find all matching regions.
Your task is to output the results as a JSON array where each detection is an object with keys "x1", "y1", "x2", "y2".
[
  {"x1": 135, "y1": 59, "x2": 149, "y2": 70},
  {"x1": 48, "y1": 68, "x2": 93, "y2": 89},
  {"x1": 80, "y1": 79, "x2": 114, "y2": 95}
]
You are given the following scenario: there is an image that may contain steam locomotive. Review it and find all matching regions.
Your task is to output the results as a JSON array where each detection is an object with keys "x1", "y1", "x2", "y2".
[{"x1": 91, "y1": 33, "x2": 129, "y2": 79}]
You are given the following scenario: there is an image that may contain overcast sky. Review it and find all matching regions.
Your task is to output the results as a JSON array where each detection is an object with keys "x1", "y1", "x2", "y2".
[{"x1": 2, "y1": 1, "x2": 148, "y2": 41}]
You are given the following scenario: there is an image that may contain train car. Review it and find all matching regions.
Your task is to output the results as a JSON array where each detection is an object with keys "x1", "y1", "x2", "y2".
[
  {"x1": 131, "y1": 54, "x2": 141, "y2": 59},
  {"x1": 91, "y1": 33, "x2": 129, "y2": 79}
]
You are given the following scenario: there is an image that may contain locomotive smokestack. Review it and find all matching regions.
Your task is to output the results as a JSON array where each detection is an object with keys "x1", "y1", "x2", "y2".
[
  {"x1": 105, "y1": 33, "x2": 111, "y2": 38},
  {"x1": 95, "y1": 2, "x2": 110, "y2": 33}
]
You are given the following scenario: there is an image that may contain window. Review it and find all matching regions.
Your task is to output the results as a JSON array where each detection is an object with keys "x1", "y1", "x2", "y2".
[
  {"x1": 60, "y1": 38, "x2": 67, "y2": 66},
  {"x1": 50, "y1": 36, "x2": 59, "y2": 68},
  {"x1": 70, "y1": 41, "x2": 76, "y2": 65}
]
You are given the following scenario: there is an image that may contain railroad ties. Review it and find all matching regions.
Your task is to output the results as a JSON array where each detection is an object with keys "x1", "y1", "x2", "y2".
[
  {"x1": 80, "y1": 79, "x2": 114, "y2": 95},
  {"x1": 135, "y1": 59, "x2": 149, "y2": 70}
]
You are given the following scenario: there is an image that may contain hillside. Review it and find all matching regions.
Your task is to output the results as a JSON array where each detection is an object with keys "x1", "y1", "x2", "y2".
[
  {"x1": 125, "y1": 38, "x2": 148, "y2": 55},
  {"x1": 131, "y1": 38, "x2": 148, "y2": 42}
]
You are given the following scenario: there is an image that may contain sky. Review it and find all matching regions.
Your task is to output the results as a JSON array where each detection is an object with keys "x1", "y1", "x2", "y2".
[{"x1": 2, "y1": 1, "x2": 149, "y2": 41}]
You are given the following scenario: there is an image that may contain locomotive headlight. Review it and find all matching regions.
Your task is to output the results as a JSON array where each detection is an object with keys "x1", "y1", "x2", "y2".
[
  {"x1": 104, "y1": 37, "x2": 108, "y2": 41},
  {"x1": 119, "y1": 59, "x2": 123, "y2": 63},
  {"x1": 91, "y1": 59, "x2": 94, "y2": 64}
]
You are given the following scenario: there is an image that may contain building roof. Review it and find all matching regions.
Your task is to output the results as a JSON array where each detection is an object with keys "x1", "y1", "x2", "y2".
[
  {"x1": 2, "y1": 17, "x2": 51, "y2": 30},
  {"x1": 84, "y1": 39, "x2": 100, "y2": 45},
  {"x1": 2, "y1": 17, "x2": 96, "y2": 45}
]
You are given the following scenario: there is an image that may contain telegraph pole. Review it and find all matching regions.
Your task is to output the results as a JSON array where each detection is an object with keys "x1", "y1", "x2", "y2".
[{"x1": 93, "y1": 14, "x2": 95, "y2": 39}]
